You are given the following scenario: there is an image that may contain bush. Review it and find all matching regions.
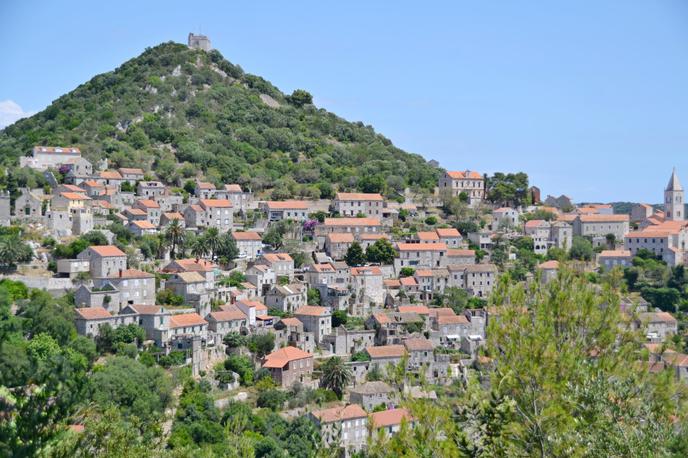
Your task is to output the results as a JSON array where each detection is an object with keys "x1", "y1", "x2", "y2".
[
  {"x1": 257, "y1": 388, "x2": 287, "y2": 411},
  {"x1": 159, "y1": 350, "x2": 187, "y2": 368},
  {"x1": 224, "y1": 355, "x2": 254, "y2": 385}
]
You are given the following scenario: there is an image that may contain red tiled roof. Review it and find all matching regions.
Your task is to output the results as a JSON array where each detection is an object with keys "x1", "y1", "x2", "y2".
[
  {"x1": 112, "y1": 268, "x2": 154, "y2": 278},
  {"x1": 438, "y1": 314, "x2": 469, "y2": 325},
  {"x1": 263, "y1": 346, "x2": 312, "y2": 368},
  {"x1": 169, "y1": 313, "x2": 207, "y2": 328},
  {"x1": 397, "y1": 243, "x2": 447, "y2": 251},
  {"x1": 447, "y1": 249, "x2": 475, "y2": 257},
  {"x1": 295, "y1": 305, "x2": 329, "y2": 317},
  {"x1": 265, "y1": 200, "x2": 309, "y2": 210},
  {"x1": 446, "y1": 170, "x2": 482, "y2": 179},
  {"x1": 416, "y1": 231, "x2": 440, "y2": 241},
  {"x1": 89, "y1": 245, "x2": 126, "y2": 257},
  {"x1": 327, "y1": 233, "x2": 355, "y2": 243},
  {"x1": 371, "y1": 408, "x2": 413, "y2": 428},
  {"x1": 398, "y1": 305, "x2": 429, "y2": 315},
  {"x1": 75, "y1": 307, "x2": 112, "y2": 320},
  {"x1": 538, "y1": 260, "x2": 560, "y2": 270},
  {"x1": 60, "y1": 192, "x2": 90, "y2": 201},
  {"x1": 232, "y1": 231, "x2": 262, "y2": 241},
  {"x1": 136, "y1": 199, "x2": 159, "y2": 209},
  {"x1": 404, "y1": 337, "x2": 434, "y2": 351},
  {"x1": 435, "y1": 228, "x2": 461, "y2": 237},
  {"x1": 201, "y1": 198, "x2": 232, "y2": 208},
  {"x1": 323, "y1": 217, "x2": 381, "y2": 227},
  {"x1": 312, "y1": 404, "x2": 367, "y2": 423},
  {"x1": 351, "y1": 266, "x2": 382, "y2": 276},
  {"x1": 366, "y1": 345, "x2": 406, "y2": 359},
  {"x1": 262, "y1": 253, "x2": 293, "y2": 263},
  {"x1": 335, "y1": 192, "x2": 384, "y2": 201},
  {"x1": 578, "y1": 214, "x2": 629, "y2": 223},
  {"x1": 209, "y1": 310, "x2": 247, "y2": 321}
]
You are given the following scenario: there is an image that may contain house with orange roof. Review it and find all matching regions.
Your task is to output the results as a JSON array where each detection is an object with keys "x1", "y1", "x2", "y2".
[
  {"x1": 120, "y1": 304, "x2": 172, "y2": 346},
  {"x1": 169, "y1": 312, "x2": 209, "y2": 343},
  {"x1": 214, "y1": 184, "x2": 252, "y2": 211},
  {"x1": 77, "y1": 245, "x2": 127, "y2": 278},
  {"x1": 308, "y1": 404, "x2": 368, "y2": 452},
  {"x1": 597, "y1": 249, "x2": 633, "y2": 269},
  {"x1": 262, "y1": 200, "x2": 310, "y2": 222},
  {"x1": 231, "y1": 231, "x2": 263, "y2": 260},
  {"x1": 365, "y1": 311, "x2": 424, "y2": 345},
  {"x1": 257, "y1": 252, "x2": 294, "y2": 279},
  {"x1": 235, "y1": 299, "x2": 269, "y2": 326},
  {"x1": 439, "y1": 170, "x2": 484, "y2": 205},
  {"x1": 403, "y1": 337, "x2": 434, "y2": 368},
  {"x1": 20, "y1": 145, "x2": 82, "y2": 170},
  {"x1": 194, "y1": 181, "x2": 217, "y2": 199},
  {"x1": 325, "y1": 232, "x2": 355, "y2": 260},
  {"x1": 412, "y1": 268, "x2": 449, "y2": 298},
  {"x1": 631, "y1": 203, "x2": 655, "y2": 224},
  {"x1": 572, "y1": 214, "x2": 629, "y2": 247},
  {"x1": 394, "y1": 242, "x2": 448, "y2": 273},
  {"x1": 207, "y1": 307, "x2": 248, "y2": 339},
  {"x1": 128, "y1": 219, "x2": 158, "y2": 236},
  {"x1": 412, "y1": 231, "x2": 440, "y2": 243},
  {"x1": 319, "y1": 217, "x2": 383, "y2": 239},
  {"x1": 198, "y1": 198, "x2": 233, "y2": 233},
  {"x1": 160, "y1": 211, "x2": 185, "y2": 228},
  {"x1": 134, "y1": 199, "x2": 161, "y2": 226},
  {"x1": 435, "y1": 227, "x2": 463, "y2": 248},
  {"x1": 370, "y1": 408, "x2": 414, "y2": 436},
  {"x1": 262, "y1": 346, "x2": 313, "y2": 387},
  {"x1": 492, "y1": 207, "x2": 520, "y2": 228},
  {"x1": 93, "y1": 268, "x2": 156, "y2": 309},
  {"x1": 351, "y1": 266, "x2": 384, "y2": 308},
  {"x1": 97, "y1": 170, "x2": 124, "y2": 187},
  {"x1": 537, "y1": 260, "x2": 560, "y2": 283},
  {"x1": 446, "y1": 248, "x2": 476, "y2": 265},
  {"x1": 334, "y1": 192, "x2": 385, "y2": 218},
  {"x1": 625, "y1": 221, "x2": 688, "y2": 267},
  {"x1": 118, "y1": 167, "x2": 145, "y2": 184},
  {"x1": 365, "y1": 344, "x2": 407, "y2": 367},
  {"x1": 74, "y1": 306, "x2": 139, "y2": 337},
  {"x1": 294, "y1": 305, "x2": 332, "y2": 343}
]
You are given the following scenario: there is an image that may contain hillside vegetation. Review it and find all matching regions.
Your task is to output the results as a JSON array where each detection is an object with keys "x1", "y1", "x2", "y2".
[{"x1": 0, "y1": 42, "x2": 439, "y2": 198}]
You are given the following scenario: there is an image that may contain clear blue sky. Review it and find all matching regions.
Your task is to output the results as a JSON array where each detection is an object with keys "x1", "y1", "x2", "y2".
[{"x1": 2, "y1": 0, "x2": 688, "y2": 203}]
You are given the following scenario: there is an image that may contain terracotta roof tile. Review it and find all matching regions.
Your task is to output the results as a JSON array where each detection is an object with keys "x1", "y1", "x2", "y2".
[
  {"x1": 75, "y1": 307, "x2": 112, "y2": 320},
  {"x1": 169, "y1": 313, "x2": 207, "y2": 328},
  {"x1": 263, "y1": 346, "x2": 312, "y2": 368}
]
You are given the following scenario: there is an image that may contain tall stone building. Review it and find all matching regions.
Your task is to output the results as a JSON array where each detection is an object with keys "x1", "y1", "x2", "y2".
[
  {"x1": 665, "y1": 168, "x2": 684, "y2": 221},
  {"x1": 188, "y1": 33, "x2": 211, "y2": 51}
]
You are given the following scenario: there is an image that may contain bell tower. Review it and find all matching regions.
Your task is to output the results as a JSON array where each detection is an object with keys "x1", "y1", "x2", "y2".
[{"x1": 664, "y1": 168, "x2": 684, "y2": 221}]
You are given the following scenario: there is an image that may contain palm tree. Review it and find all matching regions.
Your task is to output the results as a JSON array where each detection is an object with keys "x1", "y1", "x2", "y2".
[
  {"x1": 191, "y1": 237, "x2": 209, "y2": 261},
  {"x1": 319, "y1": 356, "x2": 352, "y2": 399},
  {"x1": 204, "y1": 227, "x2": 221, "y2": 260},
  {"x1": 165, "y1": 220, "x2": 185, "y2": 259}
]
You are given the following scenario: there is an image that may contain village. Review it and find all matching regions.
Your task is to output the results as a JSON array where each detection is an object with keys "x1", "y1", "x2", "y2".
[{"x1": 2, "y1": 141, "x2": 687, "y2": 455}]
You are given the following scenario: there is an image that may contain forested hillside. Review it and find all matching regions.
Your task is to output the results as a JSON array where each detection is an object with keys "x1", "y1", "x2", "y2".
[{"x1": 0, "y1": 42, "x2": 439, "y2": 198}]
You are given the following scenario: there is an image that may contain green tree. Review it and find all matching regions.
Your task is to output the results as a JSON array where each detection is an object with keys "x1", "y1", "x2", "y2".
[
  {"x1": 332, "y1": 310, "x2": 348, "y2": 328},
  {"x1": 248, "y1": 333, "x2": 275, "y2": 359},
  {"x1": 345, "y1": 242, "x2": 366, "y2": 267},
  {"x1": 319, "y1": 356, "x2": 352, "y2": 399},
  {"x1": 366, "y1": 238, "x2": 396, "y2": 264},
  {"x1": 570, "y1": 235, "x2": 594, "y2": 261},
  {"x1": 287, "y1": 89, "x2": 313, "y2": 107},
  {"x1": 165, "y1": 219, "x2": 185, "y2": 260}
]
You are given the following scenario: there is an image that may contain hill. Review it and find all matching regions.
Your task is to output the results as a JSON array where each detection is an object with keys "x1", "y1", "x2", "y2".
[{"x1": 0, "y1": 42, "x2": 440, "y2": 198}]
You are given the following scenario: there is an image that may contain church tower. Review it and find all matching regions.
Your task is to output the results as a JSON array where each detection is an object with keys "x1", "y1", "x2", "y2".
[{"x1": 665, "y1": 168, "x2": 684, "y2": 221}]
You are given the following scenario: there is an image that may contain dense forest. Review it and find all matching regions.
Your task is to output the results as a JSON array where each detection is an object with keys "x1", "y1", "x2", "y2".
[{"x1": 0, "y1": 42, "x2": 440, "y2": 199}]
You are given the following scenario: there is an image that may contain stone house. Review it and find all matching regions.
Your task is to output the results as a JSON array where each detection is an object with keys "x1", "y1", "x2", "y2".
[
  {"x1": 77, "y1": 245, "x2": 127, "y2": 278},
  {"x1": 325, "y1": 233, "x2": 355, "y2": 260},
  {"x1": 262, "y1": 200, "x2": 310, "y2": 222},
  {"x1": 262, "y1": 346, "x2": 314, "y2": 388},
  {"x1": 598, "y1": 250, "x2": 633, "y2": 270},
  {"x1": 333, "y1": 192, "x2": 384, "y2": 217},
  {"x1": 537, "y1": 260, "x2": 559, "y2": 284},
  {"x1": 366, "y1": 344, "x2": 407, "y2": 368},
  {"x1": 492, "y1": 207, "x2": 520, "y2": 229},
  {"x1": 273, "y1": 317, "x2": 316, "y2": 353},
  {"x1": 265, "y1": 283, "x2": 307, "y2": 313},
  {"x1": 637, "y1": 312, "x2": 678, "y2": 342},
  {"x1": 370, "y1": 408, "x2": 414, "y2": 436},
  {"x1": 118, "y1": 167, "x2": 145, "y2": 184},
  {"x1": 350, "y1": 266, "x2": 384, "y2": 308},
  {"x1": 165, "y1": 272, "x2": 211, "y2": 317},
  {"x1": 573, "y1": 214, "x2": 630, "y2": 246},
  {"x1": 294, "y1": 305, "x2": 332, "y2": 344},
  {"x1": 257, "y1": 253, "x2": 294, "y2": 279},
  {"x1": 394, "y1": 243, "x2": 448, "y2": 272},
  {"x1": 94, "y1": 268, "x2": 156, "y2": 308},
  {"x1": 199, "y1": 199, "x2": 233, "y2": 233},
  {"x1": 245, "y1": 264, "x2": 276, "y2": 295},
  {"x1": 195, "y1": 181, "x2": 216, "y2": 199},
  {"x1": 436, "y1": 228, "x2": 463, "y2": 248},
  {"x1": 207, "y1": 308, "x2": 248, "y2": 340},
  {"x1": 309, "y1": 404, "x2": 368, "y2": 454},
  {"x1": 134, "y1": 199, "x2": 161, "y2": 226},
  {"x1": 128, "y1": 220, "x2": 158, "y2": 236},
  {"x1": 15, "y1": 188, "x2": 48, "y2": 220},
  {"x1": 322, "y1": 326, "x2": 376, "y2": 356},
  {"x1": 348, "y1": 381, "x2": 395, "y2": 411},
  {"x1": 215, "y1": 184, "x2": 252, "y2": 212},
  {"x1": 232, "y1": 231, "x2": 263, "y2": 260},
  {"x1": 137, "y1": 181, "x2": 166, "y2": 199},
  {"x1": 167, "y1": 313, "x2": 209, "y2": 349},
  {"x1": 21, "y1": 145, "x2": 82, "y2": 170},
  {"x1": 438, "y1": 170, "x2": 484, "y2": 205}
]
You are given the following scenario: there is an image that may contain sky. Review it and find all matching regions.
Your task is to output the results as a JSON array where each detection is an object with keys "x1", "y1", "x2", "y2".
[{"x1": 2, "y1": 0, "x2": 688, "y2": 203}]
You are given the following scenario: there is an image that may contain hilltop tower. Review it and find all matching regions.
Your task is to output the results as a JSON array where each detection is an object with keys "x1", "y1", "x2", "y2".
[
  {"x1": 188, "y1": 33, "x2": 211, "y2": 51},
  {"x1": 664, "y1": 168, "x2": 684, "y2": 221}
]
